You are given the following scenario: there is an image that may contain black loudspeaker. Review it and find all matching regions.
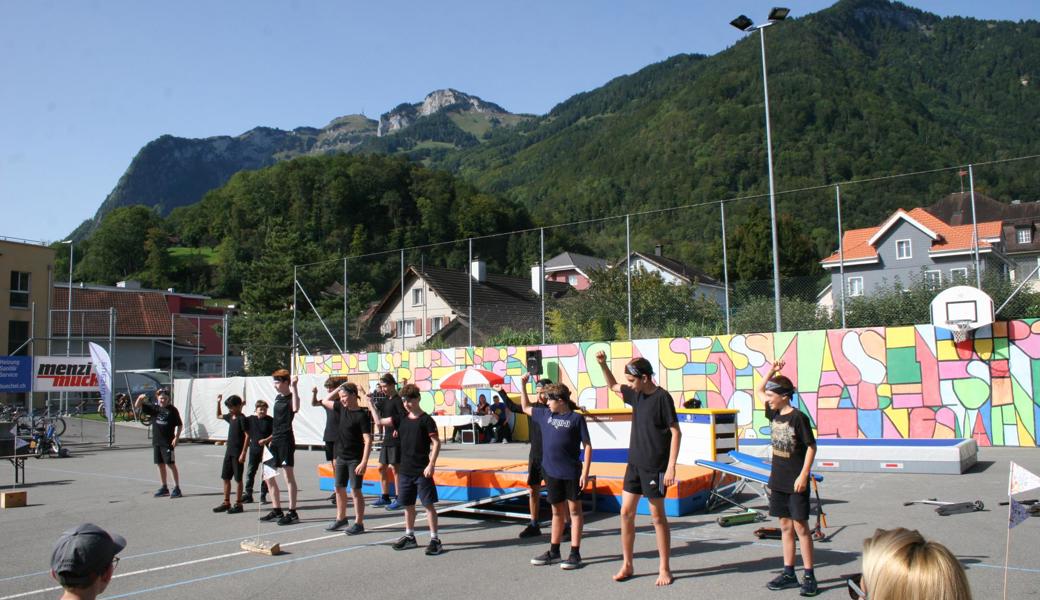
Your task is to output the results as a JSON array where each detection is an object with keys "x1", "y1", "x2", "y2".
[{"x1": 526, "y1": 350, "x2": 543, "y2": 375}]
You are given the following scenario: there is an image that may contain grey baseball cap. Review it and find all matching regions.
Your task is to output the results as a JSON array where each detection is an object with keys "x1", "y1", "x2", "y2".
[{"x1": 51, "y1": 524, "x2": 126, "y2": 585}]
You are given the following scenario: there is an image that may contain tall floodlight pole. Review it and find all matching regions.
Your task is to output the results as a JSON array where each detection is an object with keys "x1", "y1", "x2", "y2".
[
  {"x1": 731, "y1": 7, "x2": 789, "y2": 332},
  {"x1": 61, "y1": 240, "x2": 73, "y2": 415}
]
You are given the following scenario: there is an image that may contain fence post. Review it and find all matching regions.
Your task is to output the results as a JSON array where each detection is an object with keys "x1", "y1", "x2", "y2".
[
  {"x1": 109, "y1": 307, "x2": 116, "y2": 447},
  {"x1": 540, "y1": 227, "x2": 546, "y2": 344},
  {"x1": 836, "y1": 185, "x2": 846, "y2": 329},
  {"x1": 400, "y1": 249, "x2": 406, "y2": 352},
  {"x1": 720, "y1": 202, "x2": 731, "y2": 335},
  {"x1": 169, "y1": 313, "x2": 174, "y2": 388},
  {"x1": 292, "y1": 265, "x2": 298, "y2": 375},
  {"x1": 468, "y1": 238, "x2": 473, "y2": 348},
  {"x1": 222, "y1": 312, "x2": 228, "y2": 378},
  {"x1": 626, "y1": 214, "x2": 632, "y2": 339},
  {"x1": 968, "y1": 164, "x2": 981, "y2": 288},
  {"x1": 343, "y1": 257, "x2": 348, "y2": 352}
]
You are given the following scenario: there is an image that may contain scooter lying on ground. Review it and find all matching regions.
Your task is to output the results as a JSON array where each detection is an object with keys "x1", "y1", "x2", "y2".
[{"x1": 903, "y1": 498, "x2": 984, "y2": 516}]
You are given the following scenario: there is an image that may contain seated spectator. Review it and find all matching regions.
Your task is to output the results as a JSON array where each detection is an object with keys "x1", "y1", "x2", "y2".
[
  {"x1": 490, "y1": 394, "x2": 512, "y2": 443},
  {"x1": 848, "y1": 527, "x2": 972, "y2": 600},
  {"x1": 451, "y1": 399, "x2": 474, "y2": 442},
  {"x1": 51, "y1": 523, "x2": 126, "y2": 600}
]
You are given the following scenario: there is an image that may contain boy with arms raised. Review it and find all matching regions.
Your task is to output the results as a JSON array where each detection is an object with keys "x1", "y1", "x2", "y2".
[
  {"x1": 369, "y1": 383, "x2": 443, "y2": 555},
  {"x1": 519, "y1": 376, "x2": 592, "y2": 569},
  {"x1": 316, "y1": 382, "x2": 373, "y2": 535},
  {"x1": 596, "y1": 351, "x2": 680, "y2": 586},
  {"x1": 757, "y1": 360, "x2": 818, "y2": 596},
  {"x1": 214, "y1": 394, "x2": 249, "y2": 513},
  {"x1": 135, "y1": 388, "x2": 183, "y2": 498},
  {"x1": 258, "y1": 369, "x2": 302, "y2": 525}
]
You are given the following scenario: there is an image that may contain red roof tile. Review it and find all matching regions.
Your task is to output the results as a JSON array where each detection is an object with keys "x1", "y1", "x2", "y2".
[{"x1": 51, "y1": 287, "x2": 198, "y2": 343}]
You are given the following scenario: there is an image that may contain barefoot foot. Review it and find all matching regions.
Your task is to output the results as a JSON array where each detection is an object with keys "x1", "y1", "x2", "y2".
[
  {"x1": 613, "y1": 565, "x2": 634, "y2": 582},
  {"x1": 655, "y1": 570, "x2": 674, "y2": 586}
]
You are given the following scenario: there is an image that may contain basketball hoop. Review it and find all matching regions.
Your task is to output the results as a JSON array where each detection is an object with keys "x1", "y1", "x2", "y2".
[{"x1": 947, "y1": 319, "x2": 975, "y2": 343}]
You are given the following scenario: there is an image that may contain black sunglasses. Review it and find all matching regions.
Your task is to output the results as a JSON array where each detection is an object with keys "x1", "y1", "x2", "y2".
[{"x1": 846, "y1": 573, "x2": 866, "y2": 599}]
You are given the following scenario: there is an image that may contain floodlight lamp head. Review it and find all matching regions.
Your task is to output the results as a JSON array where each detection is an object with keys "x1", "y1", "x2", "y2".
[
  {"x1": 768, "y1": 7, "x2": 790, "y2": 21},
  {"x1": 730, "y1": 15, "x2": 754, "y2": 32}
]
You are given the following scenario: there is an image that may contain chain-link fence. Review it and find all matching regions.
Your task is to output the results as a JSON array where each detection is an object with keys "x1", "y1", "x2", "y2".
[{"x1": 280, "y1": 155, "x2": 1040, "y2": 357}]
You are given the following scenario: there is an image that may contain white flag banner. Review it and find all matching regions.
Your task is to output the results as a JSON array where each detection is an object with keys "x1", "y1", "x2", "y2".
[
  {"x1": 1009, "y1": 461, "x2": 1040, "y2": 496},
  {"x1": 261, "y1": 446, "x2": 278, "y2": 481},
  {"x1": 87, "y1": 343, "x2": 114, "y2": 424},
  {"x1": 11, "y1": 424, "x2": 28, "y2": 450}
]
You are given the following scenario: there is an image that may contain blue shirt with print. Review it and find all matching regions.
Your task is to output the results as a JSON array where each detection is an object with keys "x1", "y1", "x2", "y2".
[{"x1": 532, "y1": 405, "x2": 590, "y2": 480}]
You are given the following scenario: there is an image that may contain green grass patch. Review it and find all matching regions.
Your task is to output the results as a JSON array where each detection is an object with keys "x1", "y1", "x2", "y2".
[{"x1": 169, "y1": 246, "x2": 219, "y2": 266}]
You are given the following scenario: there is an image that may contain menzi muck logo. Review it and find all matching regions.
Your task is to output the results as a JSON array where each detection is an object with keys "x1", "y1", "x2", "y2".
[{"x1": 36, "y1": 362, "x2": 98, "y2": 387}]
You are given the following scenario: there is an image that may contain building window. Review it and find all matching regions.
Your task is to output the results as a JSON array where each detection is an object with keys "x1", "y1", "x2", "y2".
[
  {"x1": 395, "y1": 319, "x2": 416, "y2": 337},
  {"x1": 567, "y1": 275, "x2": 578, "y2": 286},
  {"x1": 8, "y1": 320, "x2": 29, "y2": 355},
  {"x1": 895, "y1": 239, "x2": 912, "y2": 260},
  {"x1": 1017, "y1": 226, "x2": 1032, "y2": 245},
  {"x1": 9, "y1": 271, "x2": 30, "y2": 309},
  {"x1": 411, "y1": 288, "x2": 423, "y2": 306},
  {"x1": 848, "y1": 277, "x2": 864, "y2": 297},
  {"x1": 431, "y1": 317, "x2": 444, "y2": 333},
  {"x1": 924, "y1": 270, "x2": 942, "y2": 289},
  {"x1": 950, "y1": 267, "x2": 969, "y2": 282}
]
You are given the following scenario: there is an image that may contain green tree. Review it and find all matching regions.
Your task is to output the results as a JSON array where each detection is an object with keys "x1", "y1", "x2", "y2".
[{"x1": 75, "y1": 206, "x2": 161, "y2": 284}]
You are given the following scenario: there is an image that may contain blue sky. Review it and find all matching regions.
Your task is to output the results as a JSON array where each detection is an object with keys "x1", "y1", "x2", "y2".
[{"x1": 2, "y1": 1, "x2": 1037, "y2": 242}]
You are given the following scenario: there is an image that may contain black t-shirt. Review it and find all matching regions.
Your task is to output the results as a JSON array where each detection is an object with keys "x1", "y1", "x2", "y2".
[
  {"x1": 222, "y1": 413, "x2": 248, "y2": 450},
  {"x1": 768, "y1": 408, "x2": 816, "y2": 493},
  {"x1": 392, "y1": 412, "x2": 438, "y2": 477},
  {"x1": 271, "y1": 394, "x2": 295, "y2": 441},
  {"x1": 333, "y1": 403, "x2": 372, "y2": 461},
  {"x1": 501, "y1": 390, "x2": 541, "y2": 461},
  {"x1": 380, "y1": 394, "x2": 406, "y2": 448},
  {"x1": 141, "y1": 403, "x2": 182, "y2": 447},
  {"x1": 621, "y1": 386, "x2": 678, "y2": 472},
  {"x1": 246, "y1": 415, "x2": 273, "y2": 448},
  {"x1": 322, "y1": 404, "x2": 339, "y2": 442}
]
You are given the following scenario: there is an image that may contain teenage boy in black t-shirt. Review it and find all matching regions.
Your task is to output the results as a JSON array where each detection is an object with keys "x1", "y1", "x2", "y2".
[
  {"x1": 596, "y1": 351, "x2": 680, "y2": 587},
  {"x1": 497, "y1": 377, "x2": 553, "y2": 538},
  {"x1": 136, "y1": 389, "x2": 183, "y2": 498},
  {"x1": 317, "y1": 382, "x2": 373, "y2": 535},
  {"x1": 214, "y1": 394, "x2": 249, "y2": 514},
  {"x1": 313, "y1": 378, "x2": 340, "y2": 503},
  {"x1": 243, "y1": 400, "x2": 273, "y2": 504},
  {"x1": 258, "y1": 369, "x2": 302, "y2": 526},
  {"x1": 758, "y1": 360, "x2": 818, "y2": 596},
  {"x1": 369, "y1": 373, "x2": 405, "y2": 509},
  {"x1": 370, "y1": 384, "x2": 443, "y2": 556}
]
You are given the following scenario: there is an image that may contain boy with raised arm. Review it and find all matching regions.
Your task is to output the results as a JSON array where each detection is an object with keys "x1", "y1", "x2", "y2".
[
  {"x1": 757, "y1": 360, "x2": 818, "y2": 596},
  {"x1": 496, "y1": 377, "x2": 553, "y2": 537},
  {"x1": 370, "y1": 383, "x2": 443, "y2": 555},
  {"x1": 371, "y1": 373, "x2": 406, "y2": 509},
  {"x1": 243, "y1": 399, "x2": 272, "y2": 504},
  {"x1": 313, "y1": 378, "x2": 340, "y2": 502},
  {"x1": 135, "y1": 388, "x2": 183, "y2": 498},
  {"x1": 258, "y1": 369, "x2": 302, "y2": 526},
  {"x1": 214, "y1": 394, "x2": 249, "y2": 514},
  {"x1": 519, "y1": 375, "x2": 592, "y2": 570},
  {"x1": 317, "y1": 382, "x2": 373, "y2": 535},
  {"x1": 596, "y1": 351, "x2": 680, "y2": 586}
]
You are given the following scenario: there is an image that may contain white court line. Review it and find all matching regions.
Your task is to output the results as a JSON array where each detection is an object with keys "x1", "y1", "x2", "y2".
[
  {"x1": 0, "y1": 518, "x2": 408, "y2": 600},
  {"x1": 30, "y1": 466, "x2": 223, "y2": 490}
]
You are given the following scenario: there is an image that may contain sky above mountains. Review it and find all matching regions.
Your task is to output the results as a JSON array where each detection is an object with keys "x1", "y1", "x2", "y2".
[{"x1": 2, "y1": 0, "x2": 1037, "y2": 242}]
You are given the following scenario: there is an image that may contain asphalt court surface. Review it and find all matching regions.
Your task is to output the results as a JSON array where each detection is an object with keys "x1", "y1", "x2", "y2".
[{"x1": 1, "y1": 420, "x2": 1038, "y2": 599}]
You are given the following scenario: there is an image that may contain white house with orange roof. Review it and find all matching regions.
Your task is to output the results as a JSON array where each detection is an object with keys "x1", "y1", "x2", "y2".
[{"x1": 818, "y1": 207, "x2": 1009, "y2": 305}]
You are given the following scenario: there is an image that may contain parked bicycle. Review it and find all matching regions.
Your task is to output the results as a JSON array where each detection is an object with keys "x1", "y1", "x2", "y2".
[
  {"x1": 97, "y1": 393, "x2": 152, "y2": 425},
  {"x1": 30, "y1": 421, "x2": 68, "y2": 458}
]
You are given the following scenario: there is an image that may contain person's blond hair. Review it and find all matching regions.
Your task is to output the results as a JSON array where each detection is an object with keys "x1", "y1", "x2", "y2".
[{"x1": 862, "y1": 528, "x2": 972, "y2": 600}]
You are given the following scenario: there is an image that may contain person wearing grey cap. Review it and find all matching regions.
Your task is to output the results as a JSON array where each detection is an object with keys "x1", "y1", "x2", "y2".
[{"x1": 50, "y1": 523, "x2": 125, "y2": 600}]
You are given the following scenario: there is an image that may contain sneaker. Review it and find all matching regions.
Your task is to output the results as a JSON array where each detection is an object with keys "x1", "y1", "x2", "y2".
[
  {"x1": 344, "y1": 523, "x2": 365, "y2": 536},
  {"x1": 154, "y1": 486, "x2": 170, "y2": 497},
  {"x1": 799, "y1": 575, "x2": 819, "y2": 597},
  {"x1": 277, "y1": 510, "x2": 300, "y2": 526},
  {"x1": 560, "y1": 552, "x2": 582, "y2": 570},
  {"x1": 530, "y1": 550, "x2": 560, "y2": 566},
  {"x1": 500, "y1": 439, "x2": 508, "y2": 443},
  {"x1": 227, "y1": 503, "x2": 244, "y2": 514},
  {"x1": 385, "y1": 500, "x2": 404, "y2": 511},
  {"x1": 766, "y1": 572, "x2": 799, "y2": 591},
  {"x1": 372, "y1": 497, "x2": 391, "y2": 507},
  {"x1": 259, "y1": 509, "x2": 283, "y2": 522},
  {"x1": 241, "y1": 494, "x2": 254, "y2": 504},
  {"x1": 425, "y1": 538, "x2": 443, "y2": 556},
  {"x1": 212, "y1": 502, "x2": 230, "y2": 513},
  {"x1": 170, "y1": 487, "x2": 182, "y2": 498},
  {"x1": 518, "y1": 524, "x2": 542, "y2": 539},
  {"x1": 392, "y1": 535, "x2": 418, "y2": 550},
  {"x1": 326, "y1": 518, "x2": 350, "y2": 532}
]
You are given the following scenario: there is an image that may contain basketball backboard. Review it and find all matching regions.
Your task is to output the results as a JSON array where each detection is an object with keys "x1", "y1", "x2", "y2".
[{"x1": 930, "y1": 285, "x2": 994, "y2": 339}]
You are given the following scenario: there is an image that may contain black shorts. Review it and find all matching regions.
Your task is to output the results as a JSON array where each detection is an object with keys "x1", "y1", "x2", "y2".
[
  {"x1": 270, "y1": 439, "x2": 295, "y2": 468},
  {"x1": 397, "y1": 473, "x2": 438, "y2": 507},
  {"x1": 324, "y1": 441, "x2": 335, "y2": 462},
  {"x1": 622, "y1": 464, "x2": 667, "y2": 499},
  {"x1": 527, "y1": 459, "x2": 545, "y2": 487},
  {"x1": 153, "y1": 445, "x2": 175, "y2": 465},
  {"x1": 544, "y1": 474, "x2": 581, "y2": 504},
  {"x1": 221, "y1": 452, "x2": 244, "y2": 482},
  {"x1": 769, "y1": 489, "x2": 811, "y2": 521},
  {"x1": 334, "y1": 459, "x2": 364, "y2": 490},
  {"x1": 379, "y1": 445, "x2": 401, "y2": 466}
]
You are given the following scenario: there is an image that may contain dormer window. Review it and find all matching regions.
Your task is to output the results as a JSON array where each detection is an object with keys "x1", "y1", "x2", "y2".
[
  {"x1": 1016, "y1": 226, "x2": 1032, "y2": 245},
  {"x1": 896, "y1": 239, "x2": 912, "y2": 260}
]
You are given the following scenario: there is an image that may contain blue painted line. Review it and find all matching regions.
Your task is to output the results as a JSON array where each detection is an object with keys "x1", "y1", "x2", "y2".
[{"x1": 103, "y1": 537, "x2": 400, "y2": 599}]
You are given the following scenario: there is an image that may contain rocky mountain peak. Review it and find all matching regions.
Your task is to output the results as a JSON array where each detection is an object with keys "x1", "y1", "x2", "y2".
[{"x1": 378, "y1": 89, "x2": 509, "y2": 136}]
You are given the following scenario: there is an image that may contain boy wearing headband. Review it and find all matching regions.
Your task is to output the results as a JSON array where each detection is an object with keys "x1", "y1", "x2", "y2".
[
  {"x1": 596, "y1": 351, "x2": 680, "y2": 587},
  {"x1": 758, "y1": 360, "x2": 818, "y2": 596}
]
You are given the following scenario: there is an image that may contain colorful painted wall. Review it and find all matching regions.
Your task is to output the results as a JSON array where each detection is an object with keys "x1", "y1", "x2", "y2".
[{"x1": 296, "y1": 320, "x2": 1040, "y2": 447}]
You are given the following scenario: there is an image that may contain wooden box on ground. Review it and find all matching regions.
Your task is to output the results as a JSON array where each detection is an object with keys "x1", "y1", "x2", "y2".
[{"x1": 1, "y1": 490, "x2": 27, "y2": 508}]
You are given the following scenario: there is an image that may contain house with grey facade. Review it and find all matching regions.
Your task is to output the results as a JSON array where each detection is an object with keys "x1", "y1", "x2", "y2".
[{"x1": 820, "y1": 207, "x2": 1008, "y2": 303}]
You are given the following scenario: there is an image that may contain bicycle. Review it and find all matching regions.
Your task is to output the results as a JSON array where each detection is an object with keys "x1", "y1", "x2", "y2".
[
  {"x1": 98, "y1": 394, "x2": 152, "y2": 426},
  {"x1": 29, "y1": 421, "x2": 68, "y2": 458}
]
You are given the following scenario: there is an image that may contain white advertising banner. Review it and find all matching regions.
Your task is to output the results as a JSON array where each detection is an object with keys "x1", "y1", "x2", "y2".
[{"x1": 32, "y1": 356, "x2": 97, "y2": 392}]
